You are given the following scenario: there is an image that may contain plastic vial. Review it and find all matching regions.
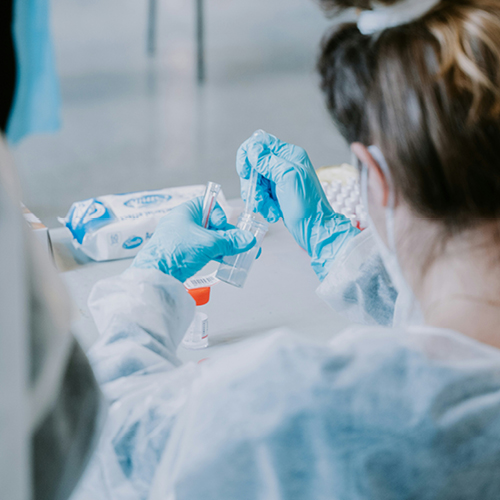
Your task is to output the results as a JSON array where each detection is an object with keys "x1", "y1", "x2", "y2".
[
  {"x1": 328, "y1": 184, "x2": 340, "y2": 196},
  {"x1": 347, "y1": 213, "x2": 357, "y2": 227},
  {"x1": 201, "y1": 182, "x2": 221, "y2": 228},
  {"x1": 216, "y1": 212, "x2": 269, "y2": 288},
  {"x1": 345, "y1": 199, "x2": 355, "y2": 211},
  {"x1": 182, "y1": 287, "x2": 211, "y2": 349},
  {"x1": 336, "y1": 194, "x2": 346, "y2": 205}
]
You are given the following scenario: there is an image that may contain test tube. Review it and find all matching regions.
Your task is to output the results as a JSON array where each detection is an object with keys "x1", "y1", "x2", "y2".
[
  {"x1": 201, "y1": 182, "x2": 221, "y2": 228},
  {"x1": 216, "y1": 212, "x2": 268, "y2": 288},
  {"x1": 244, "y1": 167, "x2": 259, "y2": 215},
  {"x1": 216, "y1": 168, "x2": 268, "y2": 288}
]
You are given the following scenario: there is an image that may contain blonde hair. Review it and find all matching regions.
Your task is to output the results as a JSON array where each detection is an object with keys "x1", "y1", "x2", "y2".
[
  {"x1": 318, "y1": 0, "x2": 500, "y2": 229},
  {"x1": 429, "y1": 1, "x2": 500, "y2": 120}
]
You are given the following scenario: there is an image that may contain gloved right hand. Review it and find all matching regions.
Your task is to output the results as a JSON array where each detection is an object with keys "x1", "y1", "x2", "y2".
[
  {"x1": 237, "y1": 130, "x2": 360, "y2": 280},
  {"x1": 132, "y1": 198, "x2": 256, "y2": 283}
]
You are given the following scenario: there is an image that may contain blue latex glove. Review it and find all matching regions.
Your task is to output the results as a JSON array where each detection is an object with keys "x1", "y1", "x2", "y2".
[
  {"x1": 237, "y1": 130, "x2": 360, "y2": 280},
  {"x1": 132, "y1": 198, "x2": 256, "y2": 283}
]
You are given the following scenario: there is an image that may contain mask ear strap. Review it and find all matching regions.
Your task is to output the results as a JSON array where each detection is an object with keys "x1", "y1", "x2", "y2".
[
  {"x1": 385, "y1": 190, "x2": 397, "y2": 254},
  {"x1": 367, "y1": 146, "x2": 397, "y2": 253},
  {"x1": 360, "y1": 146, "x2": 424, "y2": 325}
]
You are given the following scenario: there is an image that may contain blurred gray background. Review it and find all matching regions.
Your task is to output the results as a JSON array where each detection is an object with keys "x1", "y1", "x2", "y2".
[{"x1": 12, "y1": 0, "x2": 350, "y2": 227}]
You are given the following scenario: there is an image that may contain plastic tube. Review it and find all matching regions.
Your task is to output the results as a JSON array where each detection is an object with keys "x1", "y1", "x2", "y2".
[
  {"x1": 216, "y1": 169, "x2": 268, "y2": 288},
  {"x1": 216, "y1": 212, "x2": 268, "y2": 288},
  {"x1": 244, "y1": 168, "x2": 259, "y2": 216},
  {"x1": 201, "y1": 182, "x2": 221, "y2": 228}
]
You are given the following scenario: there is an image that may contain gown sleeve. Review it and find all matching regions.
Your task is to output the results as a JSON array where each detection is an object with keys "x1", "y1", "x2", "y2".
[
  {"x1": 70, "y1": 268, "x2": 198, "y2": 500},
  {"x1": 316, "y1": 229, "x2": 398, "y2": 326},
  {"x1": 70, "y1": 266, "x2": 500, "y2": 500}
]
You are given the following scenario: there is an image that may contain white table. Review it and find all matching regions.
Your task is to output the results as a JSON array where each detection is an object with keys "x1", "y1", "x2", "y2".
[{"x1": 50, "y1": 200, "x2": 352, "y2": 363}]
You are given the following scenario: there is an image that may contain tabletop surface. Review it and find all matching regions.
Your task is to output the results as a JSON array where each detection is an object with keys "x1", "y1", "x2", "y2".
[{"x1": 50, "y1": 200, "x2": 352, "y2": 363}]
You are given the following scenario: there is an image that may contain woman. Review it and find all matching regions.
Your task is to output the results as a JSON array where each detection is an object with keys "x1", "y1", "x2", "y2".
[{"x1": 73, "y1": 0, "x2": 500, "y2": 499}]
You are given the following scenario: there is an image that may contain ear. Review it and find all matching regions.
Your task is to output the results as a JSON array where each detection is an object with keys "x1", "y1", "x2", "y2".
[{"x1": 351, "y1": 142, "x2": 390, "y2": 207}]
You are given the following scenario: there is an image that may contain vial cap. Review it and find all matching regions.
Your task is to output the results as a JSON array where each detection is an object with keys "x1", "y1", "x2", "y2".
[{"x1": 187, "y1": 287, "x2": 211, "y2": 306}]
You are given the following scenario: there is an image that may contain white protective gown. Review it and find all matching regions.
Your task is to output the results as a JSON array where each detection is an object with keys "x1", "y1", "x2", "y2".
[
  {"x1": 0, "y1": 136, "x2": 103, "y2": 500},
  {"x1": 70, "y1": 226, "x2": 500, "y2": 500}
]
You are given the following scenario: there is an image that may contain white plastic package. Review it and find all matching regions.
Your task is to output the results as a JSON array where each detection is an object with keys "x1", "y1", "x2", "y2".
[{"x1": 60, "y1": 185, "x2": 230, "y2": 261}]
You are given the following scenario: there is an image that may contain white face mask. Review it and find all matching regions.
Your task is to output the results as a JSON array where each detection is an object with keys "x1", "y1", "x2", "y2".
[{"x1": 360, "y1": 146, "x2": 424, "y2": 327}]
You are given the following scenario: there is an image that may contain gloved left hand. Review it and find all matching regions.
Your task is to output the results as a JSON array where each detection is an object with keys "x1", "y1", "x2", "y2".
[
  {"x1": 237, "y1": 130, "x2": 360, "y2": 280},
  {"x1": 132, "y1": 198, "x2": 256, "y2": 283}
]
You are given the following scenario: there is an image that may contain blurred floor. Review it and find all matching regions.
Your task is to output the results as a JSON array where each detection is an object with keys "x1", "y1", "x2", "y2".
[{"x1": 12, "y1": 0, "x2": 350, "y2": 227}]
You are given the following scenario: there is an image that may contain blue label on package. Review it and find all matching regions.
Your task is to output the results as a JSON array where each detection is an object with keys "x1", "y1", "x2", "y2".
[
  {"x1": 122, "y1": 236, "x2": 144, "y2": 250},
  {"x1": 124, "y1": 194, "x2": 171, "y2": 209},
  {"x1": 66, "y1": 199, "x2": 115, "y2": 244}
]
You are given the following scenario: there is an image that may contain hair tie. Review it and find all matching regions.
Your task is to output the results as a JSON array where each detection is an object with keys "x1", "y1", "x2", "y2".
[{"x1": 358, "y1": 0, "x2": 441, "y2": 35}]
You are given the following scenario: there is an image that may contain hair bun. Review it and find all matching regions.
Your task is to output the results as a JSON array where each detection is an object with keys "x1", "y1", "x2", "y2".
[{"x1": 319, "y1": 0, "x2": 400, "y2": 12}]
